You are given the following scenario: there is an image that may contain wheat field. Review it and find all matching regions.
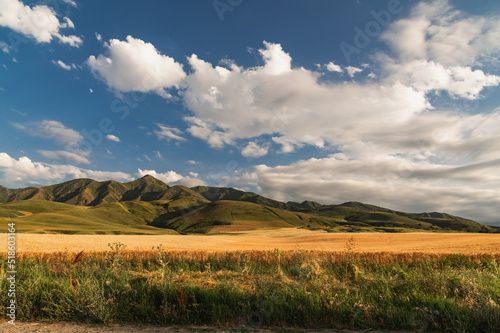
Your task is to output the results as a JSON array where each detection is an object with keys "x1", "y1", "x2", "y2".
[{"x1": 3, "y1": 228, "x2": 500, "y2": 254}]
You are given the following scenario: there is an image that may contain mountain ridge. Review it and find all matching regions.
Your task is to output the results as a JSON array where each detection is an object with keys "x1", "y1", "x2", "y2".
[{"x1": 0, "y1": 176, "x2": 498, "y2": 234}]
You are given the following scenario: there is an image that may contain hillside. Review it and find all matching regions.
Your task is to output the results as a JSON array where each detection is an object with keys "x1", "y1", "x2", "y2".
[
  {"x1": 0, "y1": 175, "x2": 205, "y2": 206},
  {"x1": 0, "y1": 176, "x2": 498, "y2": 234},
  {"x1": 152, "y1": 200, "x2": 331, "y2": 234},
  {"x1": 193, "y1": 186, "x2": 292, "y2": 210}
]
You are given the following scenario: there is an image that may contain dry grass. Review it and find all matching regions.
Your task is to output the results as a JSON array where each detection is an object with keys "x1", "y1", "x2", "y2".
[
  {"x1": 13, "y1": 249, "x2": 500, "y2": 266},
  {"x1": 3, "y1": 244, "x2": 499, "y2": 331},
  {"x1": 2, "y1": 228, "x2": 500, "y2": 254}
]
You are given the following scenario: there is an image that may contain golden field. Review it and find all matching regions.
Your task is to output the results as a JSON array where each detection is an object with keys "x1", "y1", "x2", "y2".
[{"x1": 3, "y1": 228, "x2": 500, "y2": 254}]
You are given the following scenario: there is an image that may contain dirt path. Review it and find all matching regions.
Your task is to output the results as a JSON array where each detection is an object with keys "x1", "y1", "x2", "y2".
[
  {"x1": 16, "y1": 211, "x2": 33, "y2": 216},
  {"x1": 2, "y1": 229, "x2": 500, "y2": 254},
  {"x1": 0, "y1": 322, "x2": 415, "y2": 332}
]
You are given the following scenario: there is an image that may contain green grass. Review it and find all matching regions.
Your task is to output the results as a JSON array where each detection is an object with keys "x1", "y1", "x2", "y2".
[
  {"x1": 0, "y1": 200, "x2": 179, "y2": 235},
  {"x1": 161, "y1": 200, "x2": 326, "y2": 233},
  {"x1": 1, "y1": 250, "x2": 499, "y2": 332},
  {"x1": 0, "y1": 197, "x2": 497, "y2": 235}
]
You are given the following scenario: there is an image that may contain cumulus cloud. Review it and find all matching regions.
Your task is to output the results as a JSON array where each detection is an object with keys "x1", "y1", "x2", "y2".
[
  {"x1": 325, "y1": 61, "x2": 343, "y2": 73},
  {"x1": 154, "y1": 124, "x2": 186, "y2": 142},
  {"x1": 174, "y1": 177, "x2": 206, "y2": 187},
  {"x1": 218, "y1": 106, "x2": 500, "y2": 223},
  {"x1": 0, "y1": 0, "x2": 82, "y2": 46},
  {"x1": 185, "y1": 116, "x2": 235, "y2": 148},
  {"x1": 60, "y1": 17, "x2": 74, "y2": 29},
  {"x1": 229, "y1": 145, "x2": 500, "y2": 223},
  {"x1": 87, "y1": 36, "x2": 186, "y2": 96},
  {"x1": 182, "y1": 41, "x2": 428, "y2": 153},
  {"x1": 258, "y1": 41, "x2": 292, "y2": 75},
  {"x1": 13, "y1": 120, "x2": 83, "y2": 147},
  {"x1": 136, "y1": 168, "x2": 182, "y2": 183},
  {"x1": 52, "y1": 60, "x2": 76, "y2": 70},
  {"x1": 381, "y1": 0, "x2": 500, "y2": 67},
  {"x1": 74, "y1": 0, "x2": 500, "y2": 223},
  {"x1": 38, "y1": 150, "x2": 90, "y2": 164},
  {"x1": 346, "y1": 66, "x2": 363, "y2": 78},
  {"x1": 381, "y1": 57, "x2": 500, "y2": 100},
  {"x1": 0, "y1": 152, "x2": 132, "y2": 186},
  {"x1": 0, "y1": 41, "x2": 10, "y2": 53},
  {"x1": 241, "y1": 141, "x2": 269, "y2": 158},
  {"x1": 55, "y1": 34, "x2": 82, "y2": 47},
  {"x1": 136, "y1": 168, "x2": 205, "y2": 186},
  {"x1": 105, "y1": 134, "x2": 120, "y2": 142}
]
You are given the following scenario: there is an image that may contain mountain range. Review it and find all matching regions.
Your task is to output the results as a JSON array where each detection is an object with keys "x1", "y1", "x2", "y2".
[{"x1": 0, "y1": 175, "x2": 498, "y2": 234}]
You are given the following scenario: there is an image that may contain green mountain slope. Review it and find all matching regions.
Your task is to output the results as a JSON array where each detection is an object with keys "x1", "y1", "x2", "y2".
[
  {"x1": 153, "y1": 200, "x2": 330, "y2": 234},
  {"x1": 0, "y1": 175, "x2": 207, "y2": 207},
  {"x1": 193, "y1": 186, "x2": 292, "y2": 210},
  {"x1": 0, "y1": 177, "x2": 497, "y2": 234},
  {"x1": 0, "y1": 200, "x2": 179, "y2": 234},
  {"x1": 302, "y1": 202, "x2": 496, "y2": 233}
]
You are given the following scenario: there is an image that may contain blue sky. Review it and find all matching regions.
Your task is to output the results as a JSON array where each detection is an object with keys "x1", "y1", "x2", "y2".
[{"x1": 1, "y1": 0, "x2": 500, "y2": 224}]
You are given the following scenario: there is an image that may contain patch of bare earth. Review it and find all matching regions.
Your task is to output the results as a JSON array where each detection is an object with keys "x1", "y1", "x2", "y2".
[{"x1": 0, "y1": 321, "x2": 415, "y2": 332}]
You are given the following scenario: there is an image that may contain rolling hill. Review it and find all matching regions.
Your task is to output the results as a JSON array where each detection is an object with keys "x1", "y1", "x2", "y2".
[{"x1": 0, "y1": 176, "x2": 497, "y2": 234}]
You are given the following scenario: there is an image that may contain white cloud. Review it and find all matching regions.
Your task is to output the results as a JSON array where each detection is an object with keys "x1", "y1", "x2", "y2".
[
  {"x1": 384, "y1": 59, "x2": 500, "y2": 99},
  {"x1": 325, "y1": 61, "x2": 343, "y2": 73},
  {"x1": 136, "y1": 168, "x2": 206, "y2": 187},
  {"x1": 38, "y1": 150, "x2": 90, "y2": 164},
  {"x1": 54, "y1": 33, "x2": 82, "y2": 47},
  {"x1": 185, "y1": 116, "x2": 235, "y2": 148},
  {"x1": 377, "y1": 0, "x2": 500, "y2": 101},
  {"x1": 87, "y1": 35, "x2": 186, "y2": 96},
  {"x1": 187, "y1": 160, "x2": 199, "y2": 165},
  {"x1": 229, "y1": 142, "x2": 500, "y2": 223},
  {"x1": 258, "y1": 41, "x2": 292, "y2": 75},
  {"x1": 60, "y1": 17, "x2": 74, "y2": 29},
  {"x1": 14, "y1": 120, "x2": 83, "y2": 147},
  {"x1": 381, "y1": 0, "x2": 500, "y2": 67},
  {"x1": 182, "y1": 43, "x2": 428, "y2": 153},
  {"x1": 0, "y1": 41, "x2": 10, "y2": 53},
  {"x1": 0, "y1": 152, "x2": 132, "y2": 185},
  {"x1": 136, "y1": 168, "x2": 182, "y2": 183},
  {"x1": 345, "y1": 66, "x2": 363, "y2": 78},
  {"x1": 241, "y1": 141, "x2": 269, "y2": 158},
  {"x1": 174, "y1": 177, "x2": 206, "y2": 187},
  {"x1": 219, "y1": 107, "x2": 500, "y2": 223},
  {"x1": 0, "y1": 0, "x2": 82, "y2": 47},
  {"x1": 63, "y1": 0, "x2": 77, "y2": 7},
  {"x1": 95, "y1": 32, "x2": 102, "y2": 42},
  {"x1": 154, "y1": 124, "x2": 186, "y2": 142},
  {"x1": 52, "y1": 60, "x2": 76, "y2": 71},
  {"x1": 105, "y1": 134, "x2": 120, "y2": 142},
  {"x1": 250, "y1": 159, "x2": 500, "y2": 224}
]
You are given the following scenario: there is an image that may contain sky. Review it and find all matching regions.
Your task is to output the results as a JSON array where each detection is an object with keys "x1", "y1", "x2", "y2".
[{"x1": 1, "y1": 0, "x2": 500, "y2": 225}]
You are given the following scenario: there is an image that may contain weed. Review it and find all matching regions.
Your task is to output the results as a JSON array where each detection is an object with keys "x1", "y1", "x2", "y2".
[{"x1": 1, "y1": 250, "x2": 500, "y2": 331}]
